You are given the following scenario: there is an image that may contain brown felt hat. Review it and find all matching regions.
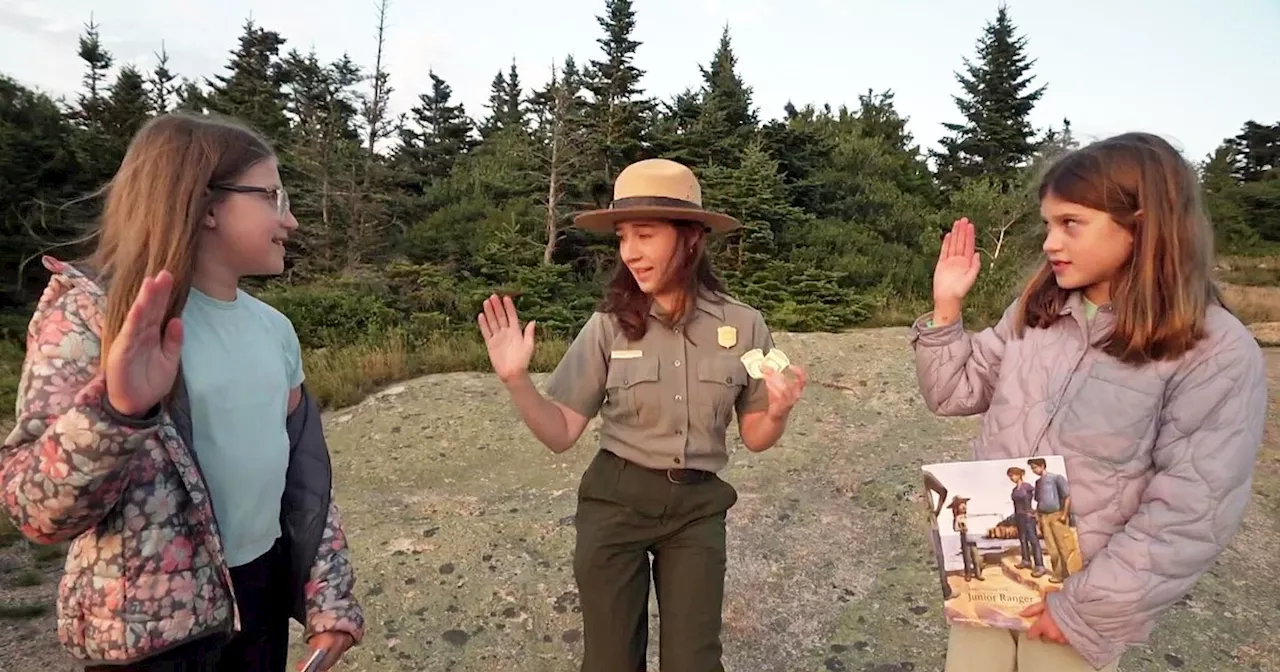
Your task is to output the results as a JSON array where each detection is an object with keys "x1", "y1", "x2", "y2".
[{"x1": 572, "y1": 158, "x2": 740, "y2": 235}]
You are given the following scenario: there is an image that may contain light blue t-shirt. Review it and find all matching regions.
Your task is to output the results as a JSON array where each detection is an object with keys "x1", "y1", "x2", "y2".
[{"x1": 181, "y1": 287, "x2": 304, "y2": 567}]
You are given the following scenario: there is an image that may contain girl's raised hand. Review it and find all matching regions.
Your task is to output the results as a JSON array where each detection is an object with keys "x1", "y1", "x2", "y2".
[
  {"x1": 932, "y1": 218, "x2": 982, "y2": 320},
  {"x1": 104, "y1": 271, "x2": 184, "y2": 417},
  {"x1": 478, "y1": 294, "x2": 535, "y2": 383}
]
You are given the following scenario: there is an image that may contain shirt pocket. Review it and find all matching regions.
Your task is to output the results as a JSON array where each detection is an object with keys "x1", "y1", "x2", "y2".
[
  {"x1": 695, "y1": 355, "x2": 749, "y2": 429},
  {"x1": 1058, "y1": 360, "x2": 1165, "y2": 464},
  {"x1": 604, "y1": 355, "x2": 661, "y2": 426}
]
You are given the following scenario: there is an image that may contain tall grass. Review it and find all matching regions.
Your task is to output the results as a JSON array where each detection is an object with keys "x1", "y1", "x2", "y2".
[
  {"x1": 302, "y1": 329, "x2": 570, "y2": 410},
  {"x1": 1218, "y1": 254, "x2": 1280, "y2": 287},
  {"x1": 2, "y1": 253, "x2": 1279, "y2": 417},
  {"x1": 1221, "y1": 284, "x2": 1280, "y2": 325}
]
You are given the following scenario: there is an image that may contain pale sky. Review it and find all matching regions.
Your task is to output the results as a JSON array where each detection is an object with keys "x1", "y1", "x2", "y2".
[{"x1": 2, "y1": 0, "x2": 1277, "y2": 163}]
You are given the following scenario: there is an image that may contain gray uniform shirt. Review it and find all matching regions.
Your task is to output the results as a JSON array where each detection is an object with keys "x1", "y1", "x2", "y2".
[{"x1": 545, "y1": 292, "x2": 774, "y2": 472}]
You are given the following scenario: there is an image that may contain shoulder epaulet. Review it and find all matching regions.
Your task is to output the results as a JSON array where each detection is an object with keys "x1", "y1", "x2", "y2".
[{"x1": 706, "y1": 290, "x2": 745, "y2": 307}]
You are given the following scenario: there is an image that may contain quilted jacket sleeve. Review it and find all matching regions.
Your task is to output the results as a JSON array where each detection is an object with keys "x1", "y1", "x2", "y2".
[
  {"x1": 908, "y1": 301, "x2": 1018, "y2": 416},
  {"x1": 303, "y1": 497, "x2": 365, "y2": 644},
  {"x1": 1, "y1": 279, "x2": 157, "y2": 544},
  {"x1": 1046, "y1": 326, "x2": 1268, "y2": 669}
]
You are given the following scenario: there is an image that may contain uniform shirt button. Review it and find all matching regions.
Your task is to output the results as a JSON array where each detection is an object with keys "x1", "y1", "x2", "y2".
[
  {"x1": 674, "y1": 360, "x2": 681, "y2": 367},
  {"x1": 675, "y1": 394, "x2": 683, "y2": 401},
  {"x1": 674, "y1": 457, "x2": 681, "y2": 464}
]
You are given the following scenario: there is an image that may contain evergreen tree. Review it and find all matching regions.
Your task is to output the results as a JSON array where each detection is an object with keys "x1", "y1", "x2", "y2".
[
  {"x1": 396, "y1": 71, "x2": 478, "y2": 189},
  {"x1": 102, "y1": 65, "x2": 152, "y2": 160},
  {"x1": 583, "y1": 0, "x2": 653, "y2": 182},
  {"x1": 75, "y1": 15, "x2": 113, "y2": 122},
  {"x1": 0, "y1": 77, "x2": 85, "y2": 307},
  {"x1": 648, "y1": 89, "x2": 704, "y2": 166},
  {"x1": 174, "y1": 79, "x2": 208, "y2": 113},
  {"x1": 933, "y1": 4, "x2": 1045, "y2": 191},
  {"x1": 701, "y1": 139, "x2": 804, "y2": 271},
  {"x1": 4, "y1": 0, "x2": 1279, "y2": 376},
  {"x1": 1229, "y1": 121, "x2": 1280, "y2": 183},
  {"x1": 758, "y1": 102, "x2": 836, "y2": 214},
  {"x1": 650, "y1": 27, "x2": 754, "y2": 169},
  {"x1": 1201, "y1": 143, "x2": 1260, "y2": 252},
  {"x1": 148, "y1": 43, "x2": 178, "y2": 114},
  {"x1": 71, "y1": 16, "x2": 116, "y2": 184},
  {"x1": 280, "y1": 50, "x2": 364, "y2": 270},
  {"x1": 205, "y1": 18, "x2": 292, "y2": 140},
  {"x1": 699, "y1": 26, "x2": 755, "y2": 131},
  {"x1": 481, "y1": 60, "x2": 527, "y2": 138}
]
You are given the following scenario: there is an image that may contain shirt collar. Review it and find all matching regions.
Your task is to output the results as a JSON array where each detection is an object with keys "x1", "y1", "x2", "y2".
[{"x1": 648, "y1": 290, "x2": 727, "y2": 322}]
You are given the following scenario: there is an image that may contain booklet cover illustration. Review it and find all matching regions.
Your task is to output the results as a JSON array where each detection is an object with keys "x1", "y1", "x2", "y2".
[{"x1": 921, "y1": 456, "x2": 1084, "y2": 631}]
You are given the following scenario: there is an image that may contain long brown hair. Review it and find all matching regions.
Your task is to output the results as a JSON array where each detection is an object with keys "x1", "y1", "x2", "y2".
[
  {"x1": 91, "y1": 112, "x2": 274, "y2": 359},
  {"x1": 1014, "y1": 131, "x2": 1222, "y2": 363},
  {"x1": 601, "y1": 221, "x2": 727, "y2": 341}
]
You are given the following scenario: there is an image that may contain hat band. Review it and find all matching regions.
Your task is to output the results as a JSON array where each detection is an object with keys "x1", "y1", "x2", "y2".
[{"x1": 610, "y1": 195, "x2": 703, "y2": 210}]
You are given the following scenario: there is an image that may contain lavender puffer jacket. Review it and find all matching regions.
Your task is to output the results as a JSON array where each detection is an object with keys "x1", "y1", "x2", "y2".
[{"x1": 910, "y1": 292, "x2": 1267, "y2": 669}]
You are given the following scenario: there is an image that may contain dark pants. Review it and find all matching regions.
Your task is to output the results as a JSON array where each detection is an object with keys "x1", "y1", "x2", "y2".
[
  {"x1": 1015, "y1": 513, "x2": 1045, "y2": 569},
  {"x1": 958, "y1": 530, "x2": 981, "y2": 580},
  {"x1": 84, "y1": 540, "x2": 291, "y2": 672},
  {"x1": 573, "y1": 449, "x2": 738, "y2": 672}
]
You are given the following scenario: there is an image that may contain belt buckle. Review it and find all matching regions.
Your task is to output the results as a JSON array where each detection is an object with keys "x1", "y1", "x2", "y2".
[{"x1": 666, "y1": 468, "x2": 705, "y2": 485}]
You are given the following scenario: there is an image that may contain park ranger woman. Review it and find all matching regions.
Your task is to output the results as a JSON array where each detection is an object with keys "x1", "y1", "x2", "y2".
[{"x1": 478, "y1": 157, "x2": 808, "y2": 672}]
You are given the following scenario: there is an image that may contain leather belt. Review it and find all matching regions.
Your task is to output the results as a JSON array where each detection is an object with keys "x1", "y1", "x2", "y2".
[
  {"x1": 661, "y1": 467, "x2": 714, "y2": 485},
  {"x1": 601, "y1": 450, "x2": 714, "y2": 485}
]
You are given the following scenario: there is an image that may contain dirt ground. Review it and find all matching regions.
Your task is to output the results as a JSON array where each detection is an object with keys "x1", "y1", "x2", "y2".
[{"x1": 2, "y1": 327, "x2": 1279, "y2": 672}]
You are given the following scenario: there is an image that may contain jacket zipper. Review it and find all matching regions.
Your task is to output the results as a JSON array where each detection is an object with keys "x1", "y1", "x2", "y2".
[
  {"x1": 165, "y1": 388, "x2": 239, "y2": 637},
  {"x1": 1029, "y1": 305, "x2": 1093, "y2": 455}
]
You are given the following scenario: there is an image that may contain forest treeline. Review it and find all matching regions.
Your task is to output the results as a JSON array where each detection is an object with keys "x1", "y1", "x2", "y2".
[{"x1": 1, "y1": 1, "x2": 1277, "y2": 409}]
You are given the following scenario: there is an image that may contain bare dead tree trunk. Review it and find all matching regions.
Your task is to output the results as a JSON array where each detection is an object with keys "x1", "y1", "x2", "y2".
[
  {"x1": 544, "y1": 153, "x2": 560, "y2": 264},
  {"x1": 532, "y1": 61, "x2": 588, "y2": 265},
  {"x1": 365, "y1": 0, "x2": 390, "y2": 157},
  {"x1": 983, "y1": 204, "x2": 1032, "y2": 268},
  {"x1": 346, "y1": 0, "x2": 393, "y2": 270},
  {"x1": 543, "y1": 64, "x2": 565, "y2": 265}
]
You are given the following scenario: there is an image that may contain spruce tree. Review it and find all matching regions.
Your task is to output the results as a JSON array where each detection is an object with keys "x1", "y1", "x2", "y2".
[
  {"x1": 481, "y1": 60, "x2": 527, "y2": 138},
  {"x1": 71, "y1": 16, "x2": 116, "y2": 184},
  {"x1": 650, "y1": 27, "x2": 753, "y2": 169},
  {"x1": 933, "y1": 5, "x2": 1045, "y2": 191},
  {"x1": 583, "y1": 0, "x2": 653, "y2": 181},
  {"x1": 75, "y1": 15, "x2": 113, "y2": 121},
  {"x1": 700, "y1": 26, "x2": 755, "y2": 131},
  {"x1": 102, "y1": 65, "x2": 152, "y2": 159},
  {"x1": 148, "y1": 44, "x2": 179, "y2": 114},
  {"x1": 396, "y1": 71, "x2": 477, "y2": 188},
  {"x1": 205, "y1": 18, "x2": 292, "y2": 140},
  {"x1": 1229, "y1": 121, "x2": 1280, "y2": 182}
]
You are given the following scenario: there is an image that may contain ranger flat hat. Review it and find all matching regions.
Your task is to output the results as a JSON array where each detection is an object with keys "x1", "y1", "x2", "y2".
[{"x1": 572, "y1": 158, "x2": 740, "y2": 234}]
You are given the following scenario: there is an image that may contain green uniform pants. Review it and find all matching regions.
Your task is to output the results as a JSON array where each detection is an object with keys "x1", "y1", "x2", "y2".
[{"x1": 572, "y1": 449, "x2": 739, "y2": 672}]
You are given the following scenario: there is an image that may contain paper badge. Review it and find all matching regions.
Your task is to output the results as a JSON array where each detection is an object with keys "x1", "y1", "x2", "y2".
[{"x1": 739, "y1": 348, "x2": 791, "y2": 379}]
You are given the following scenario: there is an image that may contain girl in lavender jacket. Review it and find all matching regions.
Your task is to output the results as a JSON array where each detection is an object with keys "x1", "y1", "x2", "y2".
[{"x1": 911, "y1": 132, "x2": 1267, "y2": 671}]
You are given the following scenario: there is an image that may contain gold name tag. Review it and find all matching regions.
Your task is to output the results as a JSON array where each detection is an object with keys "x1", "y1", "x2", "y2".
[{"x1": 611, "y1": 350, "x2": 643, "y2": 359}]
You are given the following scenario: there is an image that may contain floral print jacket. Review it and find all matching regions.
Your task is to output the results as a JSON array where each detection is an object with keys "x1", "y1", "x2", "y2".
[{"x1": 0, "y1": 258, "x2": 364, "y2": 664}]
